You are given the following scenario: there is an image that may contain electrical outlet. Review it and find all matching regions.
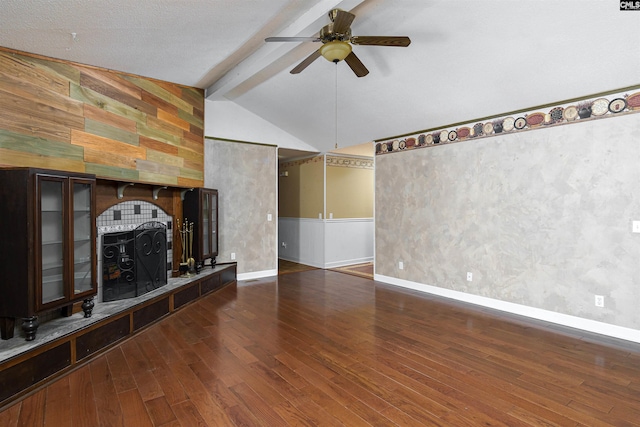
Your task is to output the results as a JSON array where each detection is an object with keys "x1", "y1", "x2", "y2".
[
  {"x1": 633, "y1": 221, "x2": 640, "y2": 233},
  {"x1": 398, "y1": 261, "x2": 404, "y2": 270},
  {"x1": 267, "y1": 213, "x2": 272, "y2": 221},
  {"x1": 467, "y1": 272, "x2": 473, "y2": 281},
  {"x1": 231, "y1": 252, "x2": 236, "y2": 260},
  {"x1": 595, "y1": 295, "x2": 604, "y2": 307}
]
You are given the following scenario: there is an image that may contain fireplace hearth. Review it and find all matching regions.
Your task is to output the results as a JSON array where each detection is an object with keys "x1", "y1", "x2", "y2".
[{"x1": 102, "y1": 221, "x2": 167, "y2": 302}]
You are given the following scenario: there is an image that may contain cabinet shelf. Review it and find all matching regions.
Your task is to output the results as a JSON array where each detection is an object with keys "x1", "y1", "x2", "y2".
[
  {"x1": 42, "y1": 262, "x2": 63, "y2": 271},
  {"x1": 42, "y1": 274, "x2": 63, "y2": 285}
]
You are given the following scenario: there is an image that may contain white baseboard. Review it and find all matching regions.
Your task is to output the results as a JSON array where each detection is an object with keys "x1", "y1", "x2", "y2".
[
  {"x1": 238, "y1": 269, "x2": 278, "y2": 281},
  {"x1": 374, "y1": 274, "x2": 640, "y2": 344},
  {"x1": 325, "y1": 257, "x2": 373, "y2": 269}
]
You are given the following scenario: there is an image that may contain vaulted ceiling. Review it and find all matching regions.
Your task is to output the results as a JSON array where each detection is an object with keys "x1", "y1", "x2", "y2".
[{"x1": 1, "y1": 0, "x2": 638, "y2": 156}]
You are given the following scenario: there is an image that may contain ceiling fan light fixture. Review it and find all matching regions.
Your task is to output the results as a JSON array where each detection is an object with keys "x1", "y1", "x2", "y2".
[{"x1": 320, "y1": 41, "x2": 352, "y2": 63}]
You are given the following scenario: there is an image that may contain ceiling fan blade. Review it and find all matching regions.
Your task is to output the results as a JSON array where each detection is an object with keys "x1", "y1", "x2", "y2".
[
  {"x1": 265, "y1": 37, "x2": 321, "y2": 43},
  {"x1": 290, "y1": 49, "x2": 322, "y2": 74},
  {"x1": 344, "y1": 52, "x2": 369, "y2": 77},
  {"x1": 350, "y1": 36, "x2": 411, "y2": 47},
  {"x1": 332, "y1": 9, "x2": 355, "y2": 34}
]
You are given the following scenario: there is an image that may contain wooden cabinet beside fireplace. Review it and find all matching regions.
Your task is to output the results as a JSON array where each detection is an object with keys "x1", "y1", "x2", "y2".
[
  {"x1": 0, "y1": 168, "x2": 97, "y2": 341},
  {"x1": 182, "y1": 188, "x2": 218, "y2": 267}
]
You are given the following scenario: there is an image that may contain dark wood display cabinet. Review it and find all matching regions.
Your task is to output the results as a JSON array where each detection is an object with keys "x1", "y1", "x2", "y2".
[
  {"x1": 0, "y1": 168, "x2": 97, "y2": 341},
  {"x1": 183, "y1": 188, "x2": 218, "y2": 268}
]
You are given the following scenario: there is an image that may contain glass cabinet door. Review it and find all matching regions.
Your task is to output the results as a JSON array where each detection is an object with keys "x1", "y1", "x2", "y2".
[
  {"x1": 72, "y1": 180, "x2": 93, "y2": 295},
  {"x1": 211, "y1": 192, "x2": 217, "y2": 255},
  {"x1": 202, "y1": 192, "x2": 210, "y2": 257},
  {"x1": 39, "y1": 179, "x2": 65, "y2": 305}
]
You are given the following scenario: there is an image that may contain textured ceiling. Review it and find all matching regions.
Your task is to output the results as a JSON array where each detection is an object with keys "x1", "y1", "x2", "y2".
[{"x1": 1, "y1": 0, "x2": 639, "y2": 155}]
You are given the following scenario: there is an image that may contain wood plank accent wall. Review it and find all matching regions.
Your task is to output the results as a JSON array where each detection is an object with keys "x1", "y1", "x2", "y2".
[{"x1": 0, "y1": 48, "x2": 204, "y2": 187}]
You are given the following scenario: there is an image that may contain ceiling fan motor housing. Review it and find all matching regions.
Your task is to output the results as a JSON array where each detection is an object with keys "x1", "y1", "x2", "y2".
[{"x1": 320, "y1": 24, "x2": 351, "y2": 42}]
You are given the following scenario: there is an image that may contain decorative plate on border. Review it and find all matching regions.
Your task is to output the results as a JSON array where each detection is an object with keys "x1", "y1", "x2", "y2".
[
  {"x1": 591, "y1": 98, "x2": 609, "y2": 116},
  {"x1": 503, "y1": 117, "x2": 515, "y2": 131},
  {"x1": 483, "y1": 122, "x2": 494, "y2": 135},
  {"x1": 608, "y1": 98, "x2": 627, "y2": 113},
  {"x1": 399, "y1": 140, "x2": 407, "y2": 149},
  {"x1": 439, "y1": 130, "x2": 449, "y2": 143},
  {"x1": 425, "y1": 134, "x2": 434, "y2": 144},
  {"x1": 406, "y1": 137, "x2": 416, "y2": 148},
  {"x1": 432, "y1": 133, "x2": 441, "y2": 144},
  {"x1": 526, "y1": 112, "x2": 545, "y2": 127},
  {"x1": 563, "y1": 106, "x2": 578, "y2": 121},
  {"x1": 448, "y1": 130, "x2": 457, "y2": 141},
  {"x1": 549, "y1": 107, "x2": 564, "y2": 124},
  {"x1": 418, "y1": 134, "x2": 426, "y2": 146},
  {"x1": 627, "y1": 91, "x2": 640, "y2": 110},
  {"x1": 392, "y1": 140, "x2": 400, "y2": 150},
  {"x1": 472, "y1": 123, "x2": 484, "y2": 137},
  {"x1": 514, "y1": 117, "x2": 527, "y2": 129},
  {"x1": 457, "y1": 127, "x2": 470, "y2": 139}
]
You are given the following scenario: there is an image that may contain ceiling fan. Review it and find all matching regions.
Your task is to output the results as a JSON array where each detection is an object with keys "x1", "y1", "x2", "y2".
[{"x1": 265, "y1": 8, "x2": 411, "y2": 77}]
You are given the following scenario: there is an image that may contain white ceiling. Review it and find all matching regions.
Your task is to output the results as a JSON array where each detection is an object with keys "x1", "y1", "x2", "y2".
[{"x1": 1, "y1": 0, "x2": 639, "y2": 156}]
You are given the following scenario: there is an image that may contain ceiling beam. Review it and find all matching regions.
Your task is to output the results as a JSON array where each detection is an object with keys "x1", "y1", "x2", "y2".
[{"x1": 204, "y1": 0, "x2": 366, "y2": 101}]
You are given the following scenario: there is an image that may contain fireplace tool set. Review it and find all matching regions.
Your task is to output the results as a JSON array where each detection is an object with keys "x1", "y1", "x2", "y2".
[{"x1": 178, "y1": 219, "x2": 197, "y2": 276}]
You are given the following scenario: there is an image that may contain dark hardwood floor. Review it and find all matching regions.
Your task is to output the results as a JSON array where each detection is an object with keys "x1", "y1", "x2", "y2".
[{"x1": 2, "y1": 269, "x2": 640, "y2": 426}]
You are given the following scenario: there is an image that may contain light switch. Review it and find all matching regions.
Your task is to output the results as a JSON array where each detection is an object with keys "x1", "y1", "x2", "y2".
[{"x1": 267, "y1": 213, "x2": 272, "y2": 221}]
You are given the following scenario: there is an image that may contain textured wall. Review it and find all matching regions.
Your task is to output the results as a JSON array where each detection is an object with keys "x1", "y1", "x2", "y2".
[
  {"x1": 0, "y1": 49, "x2": 204, "y2": 187},
  {"x1": 376, "y1": 113, "x2": 640, "y2": 329},
  {"x1": 204, "y1": 139, "x2": 277, "y2": 275}
]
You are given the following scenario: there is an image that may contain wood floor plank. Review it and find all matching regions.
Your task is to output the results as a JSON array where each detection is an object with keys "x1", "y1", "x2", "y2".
[
  {"x1": 43, "y1": 377, "x2": 72, "y2": 427},
  {"x1": 118, "y1": 389, "x2": 154, "y2": 427},
  {"x1": 271, "y1": 400, "x2": 318, "y2": 427},
  {"x1": 16, "y1": 388, "x2": 45, "y2": 427},
  {"x1": 170, "y1": 400, "x2": 207, "y2": 427},
  {"x1": 229, "y1": 381, "x2": 289, "y2": 426},
  {"x1": 0, "y1": 402, "x2": 20, "y2": 427},
  {"x1": 91, "y1": 361, "x2": 125, "y2": 427},
  {"x1": 142, "y1": 396, "x2": 175, "y2": 426},
  {"x1": 120, "y1": 341, "x2": 165, "y2": 401},
  {"x1": 105, "y1": 347, "x2": 137, "y2": 394},
  {"x1": 188, "y1": 391, "x2": 238, "y2": 426},
  {"x1": 70, "y1": 365, "x2": 100, "y2": 427},
  {"x1": 3, "y1": 268, "x2": 640, "y2": 426}
]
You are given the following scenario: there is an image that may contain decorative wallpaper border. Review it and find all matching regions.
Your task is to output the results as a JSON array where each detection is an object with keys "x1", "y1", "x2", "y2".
[
  {"x1": 280, "y1": 155, "x2": 324, "y2": 168},
  {"x1": 375, "y1": 89, "x2": 640, "y2": 155},
  {"x1": 326, "y1": 155, "x2": 374, "y2": 169}
]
